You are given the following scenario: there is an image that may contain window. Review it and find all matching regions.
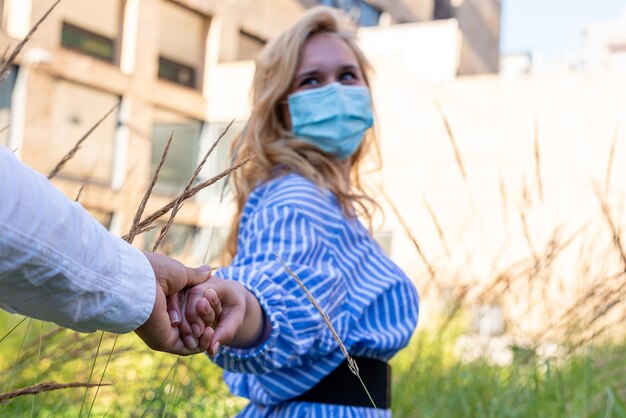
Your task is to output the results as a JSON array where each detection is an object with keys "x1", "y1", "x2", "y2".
[
  {"x1": 143, "y1": 221, "x2": 198, "y2": 259},
  {"x1": 194, "y1": 227, "x2": 229, "y2": 265},
  {"x1": 238, "y1": 30, "x2": 265, "y2": 61},
  {"x1": 158, "y1": 1, "x2": 206, "y2": 89},
  {"x1": 151, "y1": 108, "x2": 203, "y2": 196},
  {"x1": 311, "y1": 0, "x2": 382, "y2": 26},
  {"x1": 60, "y1": 0, "x2": 122, "y2": 63},
  {"x1": 197, "y1": 121, "x2": 245, "y2": 200},
  {"x1": 50, "y1": 81, "x2": 119, "y2": 184},
  {"x1": 0, "y1": 65, "x2": 16, "y2": 147}
]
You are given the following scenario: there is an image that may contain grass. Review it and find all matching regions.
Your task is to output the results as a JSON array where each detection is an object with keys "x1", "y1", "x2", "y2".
[
  {"x1": 391, "y1": 319, "x2": 626, "y2": 418},
  {"x1": 2, "y1": 311, "x2": 626, "y2": 417}
]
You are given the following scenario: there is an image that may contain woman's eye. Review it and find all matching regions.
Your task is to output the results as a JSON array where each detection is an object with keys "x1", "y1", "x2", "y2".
[
  {"x1": 340, "y1": 71, "x2": 358, "y2": 82},
  {"x1": 299, "y1": 77, "x2": 319, "y2": 87}
]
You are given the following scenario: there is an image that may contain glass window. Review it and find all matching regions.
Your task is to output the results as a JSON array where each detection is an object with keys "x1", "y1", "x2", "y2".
[
  {"x1": 158, "y1": 1, "x2": 206, "y2": 88},
  {"x1": 197, "y1": 121, "x2": 245, "y2": 201},
  {"x1": 238, "y1": 31, "x2": 265, "y2": 61},
  {"x1": 151, "y1": 108, "x2": 203, "y2": 196},
  {"x1": 60, "y1": 0, "x2": 122, "y2": 63},
  {"x1": 311, "y1": 0, "x2": 382, "y2": 26},
  {"x1": 194, "y1": 226, "x2": 229, "y2": 266},
  {"x1": 50, "y1": 81, "x2": 119, "y2": 184},
  {"x1": 0, "y1": 65, "x2": 17, "y2": 147},
  {"x1": 143, "y1": 221, "x2": 198, "y2": 258}
]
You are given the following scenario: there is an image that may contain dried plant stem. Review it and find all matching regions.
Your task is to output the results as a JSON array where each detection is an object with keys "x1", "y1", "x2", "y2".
[
  {"x1": 595, "y1": 184, "x2": 626, "y2": 270},
  {"x1": 423, "y1": 196, "x2": 451, "y2": 257},
  {"x1": 435, "y1": 101, "x2": 467, "y2": 180},
  {"x1": 123, "y1": 156, "x2": 255, "y2": 240},
  {"x1": 519, "y1": 209, "x2": 539, "y2": 268},
  {"x1": 499, "y1": 174, "x2": 509, "y2": 224},
  {"x1": 605, "y1": 124, "x2": 620, "y2": 195},
  {"x1": 75, "y1": 184, "x2": 85, "y2": 202},
  {"x1": 0, "y1": 382, "x2": 108, "y2": 403},
  {"x1": 0, "y1": 125, "x2": 9, "y2": 135},
  {"x1": 382, "y1": 191, "x2": 440, "y2": 290},
  {"x1": 274, "y1": 254, "x2": 383, "y2": 416},
  {"x1": 125, "y1": 131, "x2": 174, "y2": 244},
  {"x1": 152, "y1": 121, "x2": 233, "y2": 251},
  {"x1": 47, "y1": 103, "x2": 120, "y2": 180},
  {"x1": 0, "y1": 0, "x2": 61, "y2": 81},
  {"x1": 534, "y1": 116, "x2": 544, "y2": 201}
]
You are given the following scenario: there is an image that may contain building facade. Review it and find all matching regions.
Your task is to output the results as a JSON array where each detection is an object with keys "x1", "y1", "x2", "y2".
[{"x1": 0, "y1": 0, "x2": 304, "y2": 263}]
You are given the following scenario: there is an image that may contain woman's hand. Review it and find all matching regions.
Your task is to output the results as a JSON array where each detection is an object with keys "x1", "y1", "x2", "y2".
[
  {"x1": 134, "y1": 252, "x2": 213, "y2": 355},
  {"x1": 177, "y1": 277, "x2": 270, "y2": 355}
]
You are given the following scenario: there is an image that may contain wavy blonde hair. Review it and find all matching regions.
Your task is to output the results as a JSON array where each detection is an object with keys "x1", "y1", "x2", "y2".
[{"x1": 225, "y1": 6, "x2": 381, "y2": 258}]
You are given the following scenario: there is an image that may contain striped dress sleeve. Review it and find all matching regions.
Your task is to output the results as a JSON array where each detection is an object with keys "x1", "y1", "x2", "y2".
[{"x1": 211, "y1": 202, "x2": 350, "y2": 375}]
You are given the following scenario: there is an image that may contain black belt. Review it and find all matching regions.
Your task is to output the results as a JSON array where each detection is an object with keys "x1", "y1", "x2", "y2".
[{"x1": 293, "y1": 357, "x2": 391, "y2": 409}]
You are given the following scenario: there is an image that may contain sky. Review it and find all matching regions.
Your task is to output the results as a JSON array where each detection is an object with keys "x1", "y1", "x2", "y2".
[{"x1": 500, "y1": 0, "x2": 626, "y2": 61}]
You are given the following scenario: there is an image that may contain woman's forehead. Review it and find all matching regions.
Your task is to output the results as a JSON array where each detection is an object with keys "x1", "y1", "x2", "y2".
[{"x1": 297, "y1": 32, "x2": 359, "y2": 71}]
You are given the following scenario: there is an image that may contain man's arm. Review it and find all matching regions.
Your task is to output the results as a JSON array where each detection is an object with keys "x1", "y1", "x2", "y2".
[{"x1": 0, "y1": 146, "x2": 210, "y2": 354}]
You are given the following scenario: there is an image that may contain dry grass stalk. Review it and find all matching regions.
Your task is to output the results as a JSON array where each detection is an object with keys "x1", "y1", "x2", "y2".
[
  {"x1": 125, "y1": 131, "x2": 174, "y2": 244},
  {"x1": 0, "y1": 0, "x2": 62, "y2": 82},
  {"x1": 534, "y1": 116, "x2": 544, "y2": 201},
  {"x1": 0, "y1": 381, "x2": 108, "y2": 403},
  {"x1": 382, "y1": 191, "x2": 440, "y2": 291},
  {"x1": 519, "y1": 208, "x2": 539, "y2": 268},
  {"x1": 498, "y1": 174, "x2": 509, "y2": 224},
  {"x1": 605, "y1": 124, "x2": 620, "y2": 195},
  {"x1": 124, "y1": 155, "x2": 255, "y2": 240},
  {"x1": 274, "y1": 253, "x2": 383, "y2": 415},
  {"x1": 595, "y1": 184, "x2": 626, "y2": 270},
  {"x1": 1, "y1": 46, "x2": 9, "y2": 64},
  {"x1": 0, "y1": 125, "x2": 9, "y2": 135},
  {"x1": 75, "y1": 183, "x2": 85, "y2": 202},
  {"x1": 544, "y1": 208, "x2": 626, "y2": 344},
  {"x1": 152, "y1": 121, "x2": 233, "y2": 251},
  {"x1": 423, "y1": 196, "x2": 451, "y2": 257},
  {"x1": 47, "y1": 103, "x2": 120, "y2": 180},
  {"x1": 435, "y1": 101, "x2": 467, "y2": 180}
]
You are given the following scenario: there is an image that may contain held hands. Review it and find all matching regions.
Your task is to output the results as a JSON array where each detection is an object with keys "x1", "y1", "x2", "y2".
[
  {"x1": 134, "y1": 252, "x2": 215, "y2": 355},
  {"x1": 134, "y1": 251, "x2": 267, "y2": 357},
  {"x1": 175, "y1": 276, "x2": 268, "y2": 356}
]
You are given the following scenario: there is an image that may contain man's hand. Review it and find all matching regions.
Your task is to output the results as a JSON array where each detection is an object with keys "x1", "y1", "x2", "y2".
[
  {"x1": 134, "y1": 252, "x2": 212, "y2": 355},
  {"x1": 178, "y1": 277, "x2": 269, "y2": 356}
]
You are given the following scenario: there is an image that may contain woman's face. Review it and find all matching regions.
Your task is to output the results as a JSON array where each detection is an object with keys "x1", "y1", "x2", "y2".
[{"x1": 281, "y1": 32, "x2": 365, "y2": 129}]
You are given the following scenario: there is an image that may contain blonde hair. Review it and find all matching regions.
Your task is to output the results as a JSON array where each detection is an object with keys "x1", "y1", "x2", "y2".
[{"x1": 225, "y1": 6, "x2": 381, "y2": 258}]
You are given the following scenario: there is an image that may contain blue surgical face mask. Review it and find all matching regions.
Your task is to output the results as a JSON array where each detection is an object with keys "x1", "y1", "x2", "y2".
[{"x1": 287, "y1": 82, "x2": 374, "y2": 160}]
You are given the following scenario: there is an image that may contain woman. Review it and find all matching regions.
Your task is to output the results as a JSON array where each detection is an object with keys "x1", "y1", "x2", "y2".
[{"x1": 179, "y1": 6, "x2": 419, "y2": 417}]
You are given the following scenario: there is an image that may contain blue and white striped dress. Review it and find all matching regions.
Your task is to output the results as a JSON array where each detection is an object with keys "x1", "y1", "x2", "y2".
[{"x1": 212, "y1": 173, "x2": 419, "y2": 417}]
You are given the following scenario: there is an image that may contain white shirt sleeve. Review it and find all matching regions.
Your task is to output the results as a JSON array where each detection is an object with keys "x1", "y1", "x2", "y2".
[{"x1": 0, "y1": 146, "x2": 156, "y2": 333}]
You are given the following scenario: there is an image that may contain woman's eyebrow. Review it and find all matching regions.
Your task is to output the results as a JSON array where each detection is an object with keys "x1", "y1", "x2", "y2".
[{"x1": 294, "y1": 69, "x2": 320, "y2": 80}]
